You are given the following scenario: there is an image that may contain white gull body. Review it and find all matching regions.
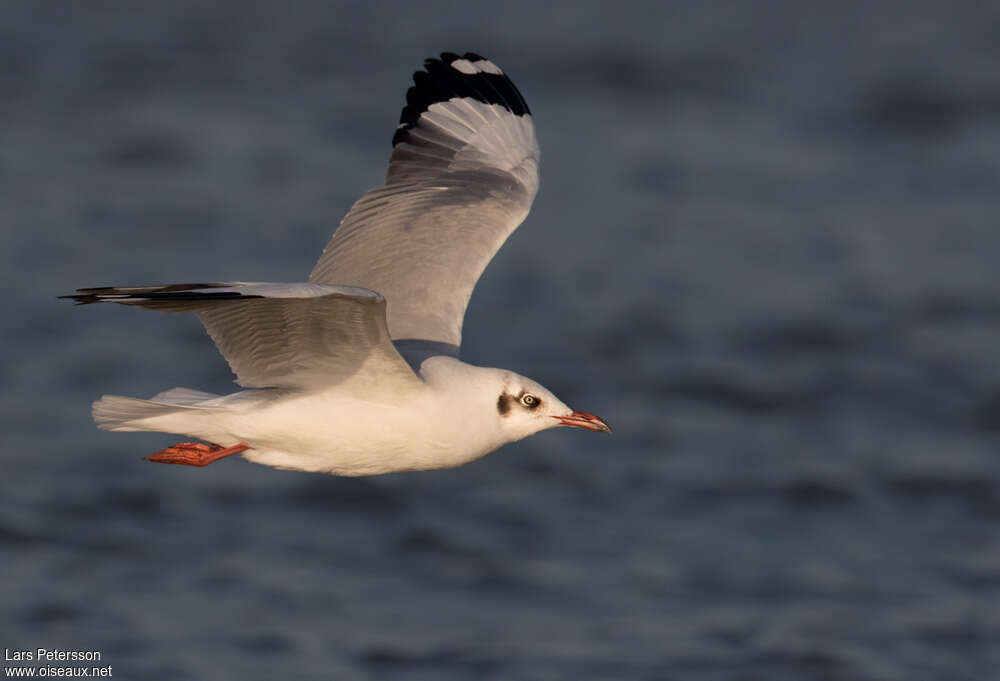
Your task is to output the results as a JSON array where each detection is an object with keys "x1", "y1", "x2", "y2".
[{"x1": 66, "y1": 52, "x2": 610, "y2": 476}]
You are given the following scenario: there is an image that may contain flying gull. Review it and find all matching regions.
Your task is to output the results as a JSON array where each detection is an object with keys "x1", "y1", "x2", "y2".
[{"x1": 64, "y1": 52, "x2": 610, "y2": 476}]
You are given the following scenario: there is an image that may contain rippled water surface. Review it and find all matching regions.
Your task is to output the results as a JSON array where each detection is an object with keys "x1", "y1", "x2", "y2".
[{"x1": 3, "y1": 2, "x2": 999, "y2": 679}]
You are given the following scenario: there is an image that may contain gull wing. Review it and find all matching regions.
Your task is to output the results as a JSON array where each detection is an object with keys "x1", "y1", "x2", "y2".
[
  {"x1": 309, "y1": 52, "x2": 540, "y2": 354},
  {"x1": 64, "y1": 282, "x2": 424, "y2": 392}
]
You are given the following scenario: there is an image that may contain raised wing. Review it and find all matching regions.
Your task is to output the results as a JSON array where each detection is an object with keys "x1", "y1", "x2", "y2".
[
  {"x1": 309, "y1": 52, "x2": 540, "y2": 353},
  {"x1": 64, "y1": 282, "x2": 424, "y2": 392}
]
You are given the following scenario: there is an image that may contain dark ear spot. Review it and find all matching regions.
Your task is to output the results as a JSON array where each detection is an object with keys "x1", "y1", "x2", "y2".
[{"x1": 497, "y1": 394, "x2": 511, "y2": 416}]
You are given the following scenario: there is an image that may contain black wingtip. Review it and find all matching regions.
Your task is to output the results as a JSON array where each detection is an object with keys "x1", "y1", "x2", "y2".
[
  {"x1": 58, "y1": 292, "x2": 100, "y2": 305},
  {"x1": 393, "y1": 51, "x2": 530, "y2": 148},
  {"x1": 59, "y1": 283, "x2": 252, "y2": 306}
]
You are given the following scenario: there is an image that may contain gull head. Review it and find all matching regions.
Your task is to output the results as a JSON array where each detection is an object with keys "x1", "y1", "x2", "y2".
[
  {"x1": 419, "y1": 357, "x2": 611, "y2": 457},
  {"x1": 492, "y1": 370, "x2": 612, "y2": 442}
]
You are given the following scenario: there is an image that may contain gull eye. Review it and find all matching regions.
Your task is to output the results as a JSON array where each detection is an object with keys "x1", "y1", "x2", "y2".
[{"x1": 520, "y1": 393, "x2": 539, "y2": 409}]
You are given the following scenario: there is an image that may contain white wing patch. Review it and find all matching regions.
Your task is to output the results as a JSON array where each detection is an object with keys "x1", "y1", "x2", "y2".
[{"x1": 449, "y1": 57, "x2": 503, "y2": 75}]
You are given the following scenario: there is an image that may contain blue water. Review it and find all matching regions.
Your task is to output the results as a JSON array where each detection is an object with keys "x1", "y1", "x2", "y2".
[{"x1": 3, "y1": 2, "x2": 999, "y2": 679}]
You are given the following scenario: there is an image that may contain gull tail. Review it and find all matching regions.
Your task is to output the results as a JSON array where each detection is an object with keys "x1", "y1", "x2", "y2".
[{"x1": 93, "y1": 388, "x2": 220, "y2": 432}]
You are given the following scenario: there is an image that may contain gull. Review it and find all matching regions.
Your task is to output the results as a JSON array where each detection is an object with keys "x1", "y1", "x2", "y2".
[{"x1": 63, "y1": 52, "x2": 610, "y2": 476}]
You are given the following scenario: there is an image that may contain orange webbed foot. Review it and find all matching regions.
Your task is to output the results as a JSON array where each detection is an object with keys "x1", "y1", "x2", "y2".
[{"x1": 146, "y1": 442, "x2": 249, "y2": 467}]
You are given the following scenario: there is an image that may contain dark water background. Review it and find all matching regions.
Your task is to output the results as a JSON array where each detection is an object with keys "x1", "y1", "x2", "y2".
[{"x1": 3, "y1": 2, "x2": 999, "y2": 679}]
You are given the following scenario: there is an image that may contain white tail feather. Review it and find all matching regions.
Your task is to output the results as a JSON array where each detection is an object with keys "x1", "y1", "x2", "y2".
[{"x1": 92, "y1": 388, "x2": 219, "y2": 432}]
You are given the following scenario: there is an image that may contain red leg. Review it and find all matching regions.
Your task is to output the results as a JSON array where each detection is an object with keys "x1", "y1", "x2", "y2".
[{"x1": 146, "y1": 441, "x2": 250, "y2": 467}]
